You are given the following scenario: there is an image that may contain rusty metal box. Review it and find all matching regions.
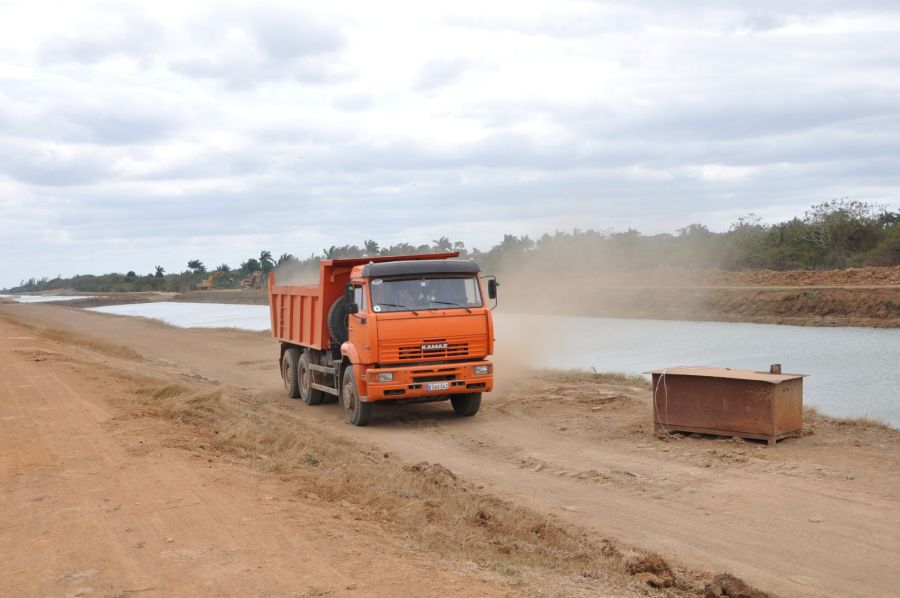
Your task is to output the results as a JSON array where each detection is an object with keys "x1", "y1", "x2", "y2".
[{"x1": 647, "y1": 367, "x2": 806, "y2": 446}]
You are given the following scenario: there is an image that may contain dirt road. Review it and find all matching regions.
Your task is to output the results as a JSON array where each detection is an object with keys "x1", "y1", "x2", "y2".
[
  {"x1": 4, "y1": 302, "x2": 900, "y2": 597},
  {"x1": 0, "y1": 313, "x2": 506, "y2": 597}
]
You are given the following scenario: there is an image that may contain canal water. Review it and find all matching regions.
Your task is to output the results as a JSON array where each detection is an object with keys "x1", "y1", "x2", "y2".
[
  {"x1": 85, "y1": 302, "x2": 900, "y2": 427},
  {"x1": 87, "y1": 301, "x2": 271, "y2": 331}
]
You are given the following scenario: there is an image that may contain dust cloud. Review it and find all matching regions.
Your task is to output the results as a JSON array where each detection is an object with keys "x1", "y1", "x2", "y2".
[
  {"x1": 489, "y1": 254, "x2": 715, "y2": 323},
  {"x1": 490, "y1": 313, "x2": 563, "y2": 391},
  {"x1": 482, "y1": 249, "x2": 720, "y2": 378},
  {"x1": 274, "y1": 261, "x2": 319, "y2": 286}
]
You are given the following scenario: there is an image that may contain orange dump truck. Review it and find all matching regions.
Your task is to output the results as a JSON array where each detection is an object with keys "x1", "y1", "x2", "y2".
[{"x1": 268, "y1": 252, "x2": 497, "y2": 426}]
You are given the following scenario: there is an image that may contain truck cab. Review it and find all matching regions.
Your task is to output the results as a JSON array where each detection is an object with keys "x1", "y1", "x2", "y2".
[{"x1": 269, "y1": 253, "x2": 497, "y2": 426}]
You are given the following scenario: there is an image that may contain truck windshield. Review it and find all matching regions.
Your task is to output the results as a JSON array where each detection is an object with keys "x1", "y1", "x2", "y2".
[{"x1": 370, "y1": 276, "x2": 483, "y2": 313}]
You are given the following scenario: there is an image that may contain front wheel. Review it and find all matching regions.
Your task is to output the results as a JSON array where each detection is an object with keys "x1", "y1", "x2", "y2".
[
  {"x1": 342, "y1": 365, "x2": 372, "y2": 426},
  {"x1": 451, "y1": 392, "x2": 482, "y2": 416}
]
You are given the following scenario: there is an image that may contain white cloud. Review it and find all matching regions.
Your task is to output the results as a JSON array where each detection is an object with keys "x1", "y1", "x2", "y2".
[
  {"x1": 413, "y1": 58, "x2": 474, "y2": 91},
  {"x1": 0, "y1": 0, "x2": 898, "y2": 286},
  {"x1": 687, "y1": 164, "x2": 762, "y2": 182}
]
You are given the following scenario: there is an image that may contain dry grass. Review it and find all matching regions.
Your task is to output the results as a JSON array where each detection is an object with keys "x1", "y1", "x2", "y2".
[
  {"x1": 133, "y1": 384, "x2": 224, "y2": 425},
  {"x1": 537, "y1": 368, "x2": 652, "y2": 389},
  {"x1": 804, "y1": 405, "x2": 894, "y2": 431},
  {"x1": 0, "y1": 314, "x2": 142, "y2": 361},
  {"x1": 219, "y1": 416, "x2": 611, "y2": 577},
  {"x1": 122, "y1": 381, "x2": 762, "y2": 597}
]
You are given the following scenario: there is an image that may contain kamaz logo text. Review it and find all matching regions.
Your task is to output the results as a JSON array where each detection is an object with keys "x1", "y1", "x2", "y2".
[{"x1": 421, "y1": 343, "x2": 448, "y2": 351}]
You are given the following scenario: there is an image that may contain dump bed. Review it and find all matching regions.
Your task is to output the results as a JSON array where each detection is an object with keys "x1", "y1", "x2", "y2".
[
  {"x1": 268, "y1": 277, "x2": 330, "y2": 349},
  {"x1": 268, "y1": 252, "x2": 461, "y2": 349}
]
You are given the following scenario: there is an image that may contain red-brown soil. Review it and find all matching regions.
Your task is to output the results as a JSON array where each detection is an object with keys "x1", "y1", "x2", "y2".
[
  {"x1": 562, "y1": 265, "x2": 900, "y2": 287},
  {"x1": 0, "y1": 315, "x2": 507, "y2": 597}
]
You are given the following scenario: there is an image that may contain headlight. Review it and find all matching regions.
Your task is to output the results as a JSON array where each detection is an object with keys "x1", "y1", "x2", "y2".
[
  {"x1": 378, "y1": 372, "x2": 393, "y2": 382},
  {"x1": 474, "y1": 365, "x2": 491, "y2": 375}
]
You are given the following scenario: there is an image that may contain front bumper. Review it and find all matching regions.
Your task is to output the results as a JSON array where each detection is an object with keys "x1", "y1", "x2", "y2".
[{"x1": 363, "y1": 361, "x2": 493, "y2": 402}]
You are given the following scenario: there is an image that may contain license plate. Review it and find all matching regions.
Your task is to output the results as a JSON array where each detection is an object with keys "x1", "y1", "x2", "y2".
[{"x1": 425, "y1": 382, "x2": 450, "y2": 391}]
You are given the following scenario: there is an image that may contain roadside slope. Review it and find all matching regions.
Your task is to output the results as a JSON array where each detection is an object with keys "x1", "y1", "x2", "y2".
[{"x1": 0, "y1": 315, "x2": 508, "y2": 597}]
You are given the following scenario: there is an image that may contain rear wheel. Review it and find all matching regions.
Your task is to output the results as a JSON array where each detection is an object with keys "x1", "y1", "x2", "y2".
[
  {"x1": 342, "y1": 365, "x2": 371, "y2": 426},
  {"x1": 451, "y1": 392, "x2": 482, "y2": 416},
  {"x1": 282, "y1": 348, "x2": 301, "y2": 399},
  {"x1": 299, "y1": 351, "x2": 324, "y2": 405}
]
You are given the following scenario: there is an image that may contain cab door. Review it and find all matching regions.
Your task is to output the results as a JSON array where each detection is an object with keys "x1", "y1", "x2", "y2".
[{"x1": 347, "y1": 283, "x2": 371, "y2": 364}]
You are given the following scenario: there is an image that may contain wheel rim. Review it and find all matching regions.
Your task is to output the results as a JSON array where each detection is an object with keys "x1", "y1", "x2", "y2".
[
  {"x1": 300, "y1": 363, "x2": 309, "y2": 393},
  {"x1": 343, "y1": 376, "x2": 355, "y2": 413},
  {"x1": 283, "y1": 360, "x2": 292, "y2": 390}
]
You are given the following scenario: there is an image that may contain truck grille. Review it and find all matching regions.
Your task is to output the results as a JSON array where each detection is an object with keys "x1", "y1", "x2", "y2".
[
  {"x1": 400, "y1": 342, "x2": 467, "y2": 360},
  {"x1": 380, "y1": 336, "x2": 486, "y2": 362}
]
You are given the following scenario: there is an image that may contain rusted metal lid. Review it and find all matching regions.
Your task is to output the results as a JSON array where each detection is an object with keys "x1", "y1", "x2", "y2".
[{"x1": 643, "y1": 366, "x2": 807, "y2": 384}]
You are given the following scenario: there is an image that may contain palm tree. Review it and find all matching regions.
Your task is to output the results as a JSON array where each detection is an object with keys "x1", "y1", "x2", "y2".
[
  {"x1": 363, "y1": 239, "x2": 380, "y2": 256},
  {"x1": 241, "y1": 258, "x2": 261, "y2": 275},
  {"x1": 498, "y1": 234, "x2": 534, "y2": 254},
  {"x1": 154, "y1": 266, "x2": 165, "y2": 278},
  {"x1": 277, "y1": 253, "x2": 297, "y2": 266},
  {"x1": 216, "y1": 263, "x2": 231, "y2": 272},
  {"x1": 259, "y1": 250, "x2": 274, "y2": 273},
  {"x1": 432, "y1": 236, "x2": 452, "y2": 252},
  {"x1": 187, "y1": 259, "x2": 206, "y2": 273},
  {"x1": 385, "y1": 242, "x2": 414, "y2": 256},
  {"x1": 323, "y1": 246, "x2": 337, "y2": 259}
]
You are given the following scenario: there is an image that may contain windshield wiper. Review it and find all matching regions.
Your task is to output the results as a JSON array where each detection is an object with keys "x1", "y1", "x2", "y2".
[
  {"x1": 430, "y1": 300, "x2": 471, "y2": 313},
  {"x1": 377, "y1": 302, "x2": 418, "y2": 315}
]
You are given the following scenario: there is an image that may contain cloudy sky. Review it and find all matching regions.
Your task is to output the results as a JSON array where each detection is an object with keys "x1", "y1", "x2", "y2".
[{"x1": 2, "y1": 0, "x2": 899, "y2": 286}]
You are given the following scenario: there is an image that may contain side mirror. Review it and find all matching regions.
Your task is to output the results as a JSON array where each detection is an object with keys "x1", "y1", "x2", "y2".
[
  {"x1": 347, "y1": 303, "x2": 359, "y2": 315},
  {"x1": 487, "y1": 279, "x2": 498, "y2": 300}
]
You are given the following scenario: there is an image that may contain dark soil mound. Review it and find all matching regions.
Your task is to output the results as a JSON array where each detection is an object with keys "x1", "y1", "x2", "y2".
[{"x1": 705, "y1": 573, "x2": 770, "y2": 598}]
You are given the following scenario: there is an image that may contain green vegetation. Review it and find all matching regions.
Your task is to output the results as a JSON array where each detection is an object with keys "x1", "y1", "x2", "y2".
[{"x1": 6, "y1": 200, "x2": 898, "y2": 294}]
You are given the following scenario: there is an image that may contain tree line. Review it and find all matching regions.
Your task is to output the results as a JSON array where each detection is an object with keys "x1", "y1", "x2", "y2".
[{"x1": 6, "y1": 199, "x2": 898, "y2": 294}]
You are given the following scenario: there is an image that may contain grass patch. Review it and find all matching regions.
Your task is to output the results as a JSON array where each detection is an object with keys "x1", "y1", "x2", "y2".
[
  {"x1": 133, "y1": 383, "x2": 224, "y2": 425},
  {"x1": 804, "y1": 405, "x2": 894, "y2": 431},
  {"x1": 186, "y1": 402, "x2": 648, "y2": 591},
  {"x1": 537, "y1": 368, "x2": 652, "y2": 389},
  {"x1": 0, "y1": 314, "x2": 142, "y2": 361},
  {"x1": 120, "y1": 377, "x2": 760, "y2": 597},
  {"x1": 834, "y1": 416, "x2": 893, "y2": 430}
]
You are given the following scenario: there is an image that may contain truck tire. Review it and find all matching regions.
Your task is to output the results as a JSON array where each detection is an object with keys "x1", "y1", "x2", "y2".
[
  {"x1": 282, "y1": 347, "x2": 301, "y2": 399},
  {"x1": 451, "y1": 393, "x2": 482, "y2": 416},
  {"x1": 299, "y1": 351, "x2": 324, "y2": 405},
  {"x1": 327, "y1": 296, "x2": 349, "y2": 345},
  {"x1": 342, "y1": 365, "x2": 371, "y2": 426}
]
